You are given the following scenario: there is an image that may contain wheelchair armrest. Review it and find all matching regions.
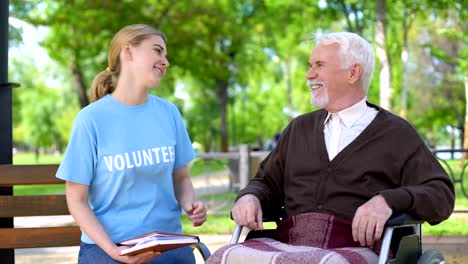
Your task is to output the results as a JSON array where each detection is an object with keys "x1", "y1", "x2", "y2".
[
  {"x1": 379, "y1": 213, "x2": 423, "y2": 264},
  {"x1": 192, "y1": 242, "x2": 211, "y2": 260},
  {"x1": 386, "y1": 213, "x2": 423, "y2": 227},
  {"x1": 229, "y1": 206, "x2": 286, "y2": 244},
  {"x1": 262, "y1": 212, "x2": 284, "y2": 223},
  {"x1": 229, "y1": 207, "x2": 286, "y2": 223}
]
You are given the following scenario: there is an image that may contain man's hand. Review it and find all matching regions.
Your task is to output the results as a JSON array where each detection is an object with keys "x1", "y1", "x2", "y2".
[
  {"x1": 186, "y1": 201, "x2": 207, "y2": 227},
  {"x1": 352, "y1": 194, "x2": 392, "y2": 246},
  {"x1": 231, "y1": 194, "x2": 263, "y2": 230}
]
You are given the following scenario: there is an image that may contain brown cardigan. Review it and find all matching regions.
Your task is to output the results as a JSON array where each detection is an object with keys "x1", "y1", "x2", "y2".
[{"x1": 238, "y1": 103, "x2": 455, "y2": 225}]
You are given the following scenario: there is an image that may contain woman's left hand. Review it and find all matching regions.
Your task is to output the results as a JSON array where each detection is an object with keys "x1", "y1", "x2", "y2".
[{"x1": 186, "y1": 201, "x2": 207, "y2": 226}]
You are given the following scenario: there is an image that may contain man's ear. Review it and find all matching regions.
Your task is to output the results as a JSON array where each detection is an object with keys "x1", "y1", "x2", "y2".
[{"x1": 348, "y1": 64, "x2": 363, "y2": 84}]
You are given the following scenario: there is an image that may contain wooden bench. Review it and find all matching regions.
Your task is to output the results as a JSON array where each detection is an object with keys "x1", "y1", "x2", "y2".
[
  {"x1": 0, "y1": 164, "x2": 81, "y2": 262},
  {"x1": 0, "y1": 164, "x2": 212, "y2": 262}
]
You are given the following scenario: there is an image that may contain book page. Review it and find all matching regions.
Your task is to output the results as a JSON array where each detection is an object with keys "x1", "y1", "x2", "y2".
[
  {"x1": 121, "y1": 233, "x2": 186, "y2": 246},
  {"x1": 120, "y1": 236, "x2": 199, "y2": 256}
]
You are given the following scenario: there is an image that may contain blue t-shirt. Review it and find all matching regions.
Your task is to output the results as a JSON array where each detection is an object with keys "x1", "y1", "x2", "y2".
[{"x1": 56, "y1": 94, "x2": 196, "y2": 244}]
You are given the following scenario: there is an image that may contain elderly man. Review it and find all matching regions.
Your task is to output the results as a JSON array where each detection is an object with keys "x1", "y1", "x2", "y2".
[{"x1": 207, "y1": 32, "x2": 454, "y2": 264}]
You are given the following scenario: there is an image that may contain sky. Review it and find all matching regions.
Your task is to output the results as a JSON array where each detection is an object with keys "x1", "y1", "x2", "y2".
[
  {"x1": 9, "y1": 17, "x2": 64, "y2": 88},
  {"x1": 9, "y1": 16, "x2": 51, "y2": 70},
  {"x1": 8, "y1": 16, "x2": 192, "y2": 98}
]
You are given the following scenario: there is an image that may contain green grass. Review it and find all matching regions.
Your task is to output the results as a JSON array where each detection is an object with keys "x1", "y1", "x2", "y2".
[
  {"x1": 189, "y1": 158, "x2": 228, "y2": 177},
  {"x1": 439, "y1": 159, "x2": 468, "y2": 207},
  {"x1": 10, "y1": 153, "x2": 468, "y2": 235},
  {"x1": 423, "y1": 218, "x2": 468, "y2": 236},
  {"x1": 181, "y1": 215, "x2": 236, "y2": 235},
  {"x1": 182, "y1": 192, "x2": 235, "y2": 234},
  {"x1": 13, "y1": 152, "x2": 65, "y2": 195},
  {"x1": 199, "y1": 192, "x2": 238, "y2": 212},
  {"x1": 191, "y1": 193, "x2": 468, "y2": 236},
  {"x1": 181, "y1": 214, "x2": 277, "y2": 235},
  {"x1": 12, "y1": 153, "x2": 228, "y2": 195},
  {"x1": 14, "y1": 185, "x2": 65, "y2": 195},
  {"x1": 181, "y1": 213, "x2": 468, "y2": 236},
  {"x1": 13, "y1": 152, "x2": 63, "y2": 164},
  {"x1": 13, "y1": 152, "x2": 228, "y2": 176}
]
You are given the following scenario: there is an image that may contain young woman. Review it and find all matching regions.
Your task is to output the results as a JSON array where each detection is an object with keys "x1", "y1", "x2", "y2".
[{"x1": 57, "y1": 24, "x2": 207, "y2": 264}]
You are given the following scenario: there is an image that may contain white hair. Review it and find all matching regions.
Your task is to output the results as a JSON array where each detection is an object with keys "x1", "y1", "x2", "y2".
[{"x1": 316, "y1": 32, "x2": 375, "y2": 94}]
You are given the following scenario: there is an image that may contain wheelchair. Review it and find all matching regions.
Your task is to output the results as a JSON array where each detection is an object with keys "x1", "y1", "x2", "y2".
[
  {"x1": 192, "y1": 242, "x2": 212, "y2": 261},
  {"x1": 230, "y1": 209, "x2": 446, "y2": 264}
]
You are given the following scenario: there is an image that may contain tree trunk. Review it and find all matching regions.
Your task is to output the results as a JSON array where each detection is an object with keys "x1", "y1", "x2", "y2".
[
  {"x1": 400, "y1": 5, "x2": 416, "y2": 119},
  {"x1": 230, "y1": 100, "x2": 237, "y2": 146},
  {"x1": 216, "y1": 79, "x2": 229, "y2": 152},
  {"x1": 71, "y1": 61, "x2": 90, "y2": 108},
  {"x1": 338, "y1": 0, "x2": 355, "y2": 33},
  {"x1": 34, "y1": 148, "x2": 40, "y2": 163},
  {"x1": 376, "y1": 0, "x2": 391, "y2": 111},
  {"x1": 463, "y1": 74, "x2": 468, "y2": 159},
  {"x1": 400, "y1": 23, "x2": 409, "y2": 118}
]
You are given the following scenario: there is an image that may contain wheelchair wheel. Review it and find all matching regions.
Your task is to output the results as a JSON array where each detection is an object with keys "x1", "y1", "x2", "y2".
[{"x1": 417, "y1": 249, "x2": 446, "y2": 264}]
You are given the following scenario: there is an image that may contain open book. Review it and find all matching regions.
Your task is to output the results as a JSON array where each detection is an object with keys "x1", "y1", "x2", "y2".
[{"x1": 119, "y1": 231, "x2": 200, "y2": 256}]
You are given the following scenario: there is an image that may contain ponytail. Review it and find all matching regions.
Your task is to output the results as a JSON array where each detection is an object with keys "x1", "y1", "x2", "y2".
[
  {"x1": 90, "y1": 70, "x2": 115, "y2": 102},
  {"x1": 89, "y1": 24, "x2": 165, "y2": 102}
]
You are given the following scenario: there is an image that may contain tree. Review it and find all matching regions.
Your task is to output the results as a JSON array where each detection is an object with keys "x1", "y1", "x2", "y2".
[
  {"x1": 397, "y1": 0, "x2": 418, "y2": 118},
  {"x1": 11, "y1": 0, "x2": 267, "y2": 152},
  {"x1": 375, "y1": 0, "x2": 391, "y2": 110},
  {"x1": 10, "y1": 0, "x2": 182, "y2": 108},
  {"x1": 9, "y1": 0, "x2": 466, "y2": 152},
  {"x1": 161, "y1": 0, "x2": 266, "y2": 151},
  {"x1": 325, "y1": 0, "x2": 373, "y2": 36},
  {"x1": 406, "y1": 5, "x2": 466, "y2": 147},
  {"x1": 9, "y1": 57, "x2": 63, "y2": 160}
]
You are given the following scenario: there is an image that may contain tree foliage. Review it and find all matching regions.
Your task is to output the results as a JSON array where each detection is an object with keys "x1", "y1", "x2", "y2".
[
  {"x1": 9, "y1": 57, "x2": 64, "y2": 157},
  {"x1": 8, "y1": 0, "x2": 467, "y2": 152}
]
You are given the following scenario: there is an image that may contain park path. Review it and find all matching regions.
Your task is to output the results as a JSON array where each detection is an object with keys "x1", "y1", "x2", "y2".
[{"x1": 191, "y1": 169, "x2": 232, "y2": 196}]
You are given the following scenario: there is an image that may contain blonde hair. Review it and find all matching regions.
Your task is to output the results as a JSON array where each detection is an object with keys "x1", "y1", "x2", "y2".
[{"x1": 89, "y1": 24, "x2": 167, "y2": 102}]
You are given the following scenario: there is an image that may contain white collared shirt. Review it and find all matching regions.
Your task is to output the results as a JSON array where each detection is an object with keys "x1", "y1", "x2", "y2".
[{"x1": 324, "y1": 98, "x2": 378, "y2": 158}]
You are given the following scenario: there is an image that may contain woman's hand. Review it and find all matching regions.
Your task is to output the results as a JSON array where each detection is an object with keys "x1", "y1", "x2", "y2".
[
  {"x1": 186, "y1": 200, "x2": 207, "y2": 226},
  {"x1": 109, "y1": 245, "x2": 161, "y2": 264},
  {"x1": 173, "y1": 166, "x2": 207, "y2": 227},
  {"x1": 67, "y1": 181, "x2": 160, "y2": 263}
]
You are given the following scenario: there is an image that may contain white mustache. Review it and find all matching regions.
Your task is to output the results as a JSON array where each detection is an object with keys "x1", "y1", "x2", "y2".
[{"x1": 307, "y1": 80, "x2": 325, "y2": 88}]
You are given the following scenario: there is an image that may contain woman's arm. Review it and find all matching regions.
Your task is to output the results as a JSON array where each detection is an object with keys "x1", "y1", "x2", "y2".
[
  {"x1": 173, "y1": 165, "x2": 207, "y2": 226},
  {"x1": 66, "y1": 181, "x2": 159, "y2": 263}
]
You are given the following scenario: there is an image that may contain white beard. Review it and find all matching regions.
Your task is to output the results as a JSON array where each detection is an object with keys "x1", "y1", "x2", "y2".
[
  {"x1": 311, "y1": 92, "x2": 329, "y2": 108},
  {"x1": 308, "y1": 80, "x2": 329, "y2": 108}
]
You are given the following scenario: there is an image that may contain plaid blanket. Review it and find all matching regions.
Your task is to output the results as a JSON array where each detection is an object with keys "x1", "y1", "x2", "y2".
[
  {"x1": 206, "y1": 238, "x2": 378, "y2": 264},
  {"x1": 206, "y1": 213, "x2": 380, "y2": 264}
]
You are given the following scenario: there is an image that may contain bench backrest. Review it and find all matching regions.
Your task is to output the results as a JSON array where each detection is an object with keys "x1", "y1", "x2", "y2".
[{"x1": 0, "y1": 164, "x2": 81, "y2": 248}]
